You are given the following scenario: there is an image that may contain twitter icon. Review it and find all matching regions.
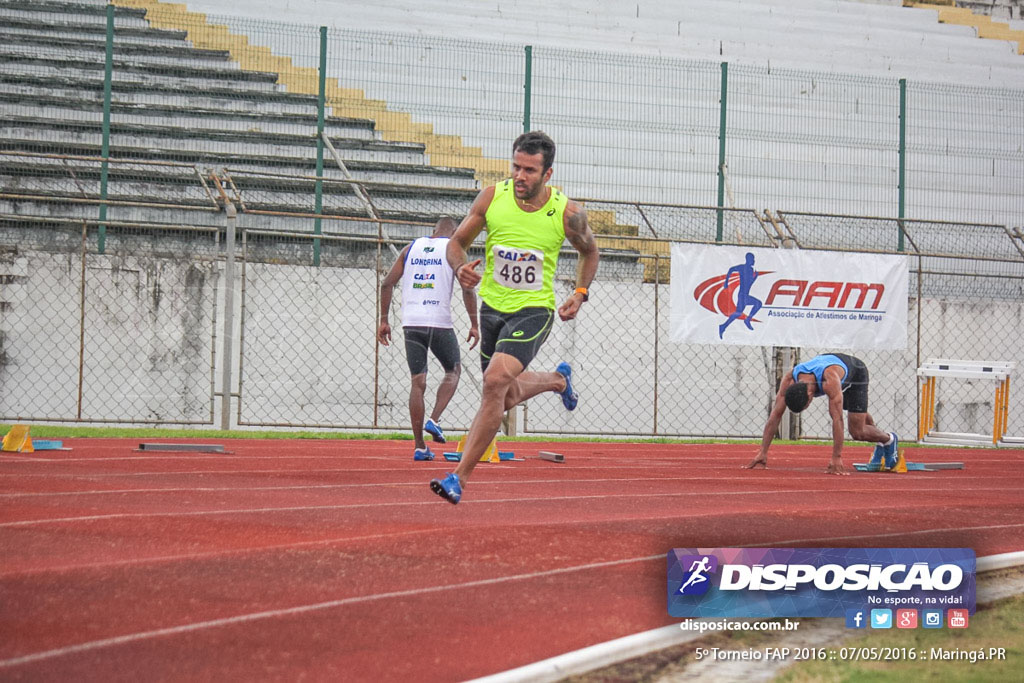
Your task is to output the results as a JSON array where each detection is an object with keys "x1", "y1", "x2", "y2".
[{"x1": 870, "y1": 609, "x2": 893, "y2": 629}]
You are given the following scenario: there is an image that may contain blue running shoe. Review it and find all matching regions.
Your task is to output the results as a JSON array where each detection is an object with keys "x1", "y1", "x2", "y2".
[
  {"x1": 424, "y1": 418, "x2": 446, "y2": 444},
  {"x1": 883, "y1": 432, "x2": 899, "y2": 470},
  {"x1": 555, "y1": 362, "x2": 578, "y2": 411},
  {"x1": 430, "y1": 472, "x2": 462, "y2": 504},
  {"x1": 413, "y1": 446, "x2": 434, "y2": 461},
  {"x1": 868, "y1": 443, "x2": 885, "y2": 468}
]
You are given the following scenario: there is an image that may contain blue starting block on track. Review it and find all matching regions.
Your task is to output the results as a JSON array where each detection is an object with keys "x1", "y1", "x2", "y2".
[
  {"x1": 854, "y1": 461, "x2": 964, "y2": 472},
  {"x1": 442, "y1": 451, "x2": 517, "y2": 462}
]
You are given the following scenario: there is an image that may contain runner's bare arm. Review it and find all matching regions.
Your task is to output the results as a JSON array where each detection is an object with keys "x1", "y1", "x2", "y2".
[
  {"x1": 461, "y1": 284, "x2": 479, "y2": 349},
  {"x1": 378, "y1": 244, "x2": 411, "y2": 346},
  {"x1": 746, "y1": 373, "x2": 795, "y2": 469},
  {"x1": 558, "y1": 200, "x2": 599, "y2": 321},
  {"x1": 447, "y1": 187, "x2": 494, "y2": 289},
  {"x1": 822, "y1": 368, "x2": 849, "y2": 475}
]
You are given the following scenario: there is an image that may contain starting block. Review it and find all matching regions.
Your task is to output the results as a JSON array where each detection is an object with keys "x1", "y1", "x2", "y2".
[
  {"x1": 0, "y1": 426, "x2": 71, "y2": 453},
  {"x1": 32, "y1": 440, "x2": 68, "y2": 451},
  {"x1": 539, "y1": 450, "x2": 564, "y2": 463},
  {"x1": 137, "y1": 443, "x2": 228, "y2": 453},
  {"x1": 2, "y1": 424, "x2": 34, "y2": 452},
  {"x1": 855, "y1": 452, "x2": 965, "y2": 473},
  {"x1": 443, "y1": 437, "x2": 516, "y2": 463},
  {"x1": 442, "y1": 450, "x2": 517, "y2": 462}
]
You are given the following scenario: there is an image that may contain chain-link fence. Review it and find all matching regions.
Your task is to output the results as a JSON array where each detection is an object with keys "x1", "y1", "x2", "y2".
[
  {"x1": 2, "y1": 0, "x2": 1023, "y2": 441},
  {"x1": 0, "y1": 217, "x2": 220, "y2": 424},
  {"x1": 3, "y1": 176, "x2": 1023, "y2": 440}
]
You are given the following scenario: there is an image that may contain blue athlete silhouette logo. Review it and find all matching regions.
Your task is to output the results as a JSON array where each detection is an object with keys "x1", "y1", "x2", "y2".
[
  {"x1": 718, "y1": 252, "x2": 763, "y2": 339},
  {"x1": 676, "y1": 554, "x2": 718, "y2": 595}
]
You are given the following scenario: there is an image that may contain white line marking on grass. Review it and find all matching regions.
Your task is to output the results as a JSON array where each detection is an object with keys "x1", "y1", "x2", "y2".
[
  {"x1": 2, "y1": 487, "x2": 1020, "y2": 527},
  {"x1": 0, "y1": 555, "x2": 661, "y2": 669}
]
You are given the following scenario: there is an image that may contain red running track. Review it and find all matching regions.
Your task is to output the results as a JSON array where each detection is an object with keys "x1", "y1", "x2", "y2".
[{"x1": 1, "y1": 439, "x2": 1022, "y2": 681}]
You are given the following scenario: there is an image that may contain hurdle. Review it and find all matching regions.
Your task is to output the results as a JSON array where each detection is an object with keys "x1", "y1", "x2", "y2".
[{"x1": 917, "y1": 359, "x2": 1019, "y2": 447}]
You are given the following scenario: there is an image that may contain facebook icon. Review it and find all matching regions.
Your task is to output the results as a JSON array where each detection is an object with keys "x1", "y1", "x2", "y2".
[{"x1": 845, "y1": 609, "x2": 867, "y2": 629}]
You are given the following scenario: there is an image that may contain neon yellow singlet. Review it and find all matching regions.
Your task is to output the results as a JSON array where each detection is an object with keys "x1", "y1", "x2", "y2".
[{"x1": 479, "y1": 179, "x2": 567, "y2": 313}]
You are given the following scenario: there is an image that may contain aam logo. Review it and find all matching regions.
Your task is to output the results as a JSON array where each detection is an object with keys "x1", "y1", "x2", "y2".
[
  {"x1": 676, "y1": 554, "x2": 719, "y2": 595},
  {"x1": 693, "y1": 252, "x2": 886, "y2": 339}
]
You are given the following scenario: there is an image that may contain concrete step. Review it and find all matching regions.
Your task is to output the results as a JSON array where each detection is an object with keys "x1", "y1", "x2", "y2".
[
  {"x1": 0, "y1": 72, "x2": 322, "y2": 116},
  {"x1": 0, "y1": 53, "x2": 281, "y2": 89},
  {"x1": 1, "y1": 14, "x2": 188, "y2": 45},
  {"x1": 0, "y1": 30, "x2": 233, "y2": 65},
  {"x1": 0, "y1": 2, "x2": 151, "y2": 30},
  {"x1": 0, "y1": 96, "x2": 378, "y2": 141}
]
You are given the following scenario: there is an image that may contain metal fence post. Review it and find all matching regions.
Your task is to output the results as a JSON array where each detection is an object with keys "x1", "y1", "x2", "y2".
[
  {"x1": 313, "y1": 26, "x2": 327, "y2": 267},
  {"x1": 523, "y1": 45, "x2": 532, "y2": 132},
  {"x1": 98, "y1": 3, "x2": 114, "y2": 254},
  {"x1": 221, "y1": 202, "x2": 237, "y2": 430},
  {"x1": 898, "y1": 78, "x2": 907, "y2": 253},
  {"x1": 653, "y1": 253, "x2": 661, "y2": 435},
  {"x1": 716, "y1": 61, "x2": 728, "y2": 242}
]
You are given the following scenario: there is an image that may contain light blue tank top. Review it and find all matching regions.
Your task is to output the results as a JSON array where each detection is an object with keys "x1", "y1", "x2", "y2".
[{"x1": 792, "y1": 354, "x2": 849, "y2": 397}]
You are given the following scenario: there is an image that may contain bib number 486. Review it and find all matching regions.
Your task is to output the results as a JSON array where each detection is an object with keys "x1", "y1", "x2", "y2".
[
  {"x1": 499, "y1": 263, "x2": 536, "y2": 285},
  {"x1": 492, "y1": 245, "x2": 544, "y2": 291}
]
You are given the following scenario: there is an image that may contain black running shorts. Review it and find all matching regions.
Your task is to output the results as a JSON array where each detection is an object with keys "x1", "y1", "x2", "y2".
[
  {"x1": 833, "y1": 353, "x2": 870, "y2": 413},
  {"x1": 402, "y1": 326, "x2": 460, "y2": 375},
  {"x1": 478, "y1": 302, "x2": 554, "y2": 373}
]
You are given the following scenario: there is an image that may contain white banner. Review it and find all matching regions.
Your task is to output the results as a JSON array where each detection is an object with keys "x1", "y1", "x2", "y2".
[{"x1": 670, "y1": 244, "x2": 908, "y2": 349}]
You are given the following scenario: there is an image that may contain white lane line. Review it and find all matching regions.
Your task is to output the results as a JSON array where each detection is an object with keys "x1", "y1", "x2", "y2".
[
  {"x1": 0, "y1": 455, "x2": 402, "y2": 463},
  {"x1": 3, "y1": 473, "x2": 962, "y2": 497},
  {"x1": 4, "y1": 487, "x2": 1021, "y2": 528},
  {"x1": 750, "y1": 522, "x2": 1024, "y2": 546},
  {"x1": 0, "y1": 555, "x2": 660, "y2": 669},
  {"x1": 2, "y1": 462, "x2": 1014, "y2": 477}
]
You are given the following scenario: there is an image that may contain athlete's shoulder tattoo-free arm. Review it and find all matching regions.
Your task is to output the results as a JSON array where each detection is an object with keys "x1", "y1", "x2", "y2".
[{"x1": 451, "y1": 186, "x2": 494, "y2": 252}]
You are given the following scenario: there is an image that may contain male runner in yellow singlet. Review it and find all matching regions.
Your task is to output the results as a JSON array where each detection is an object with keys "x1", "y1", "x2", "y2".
[{"x1": 430, "y1": 131, "x2": 599, "y2": 504}]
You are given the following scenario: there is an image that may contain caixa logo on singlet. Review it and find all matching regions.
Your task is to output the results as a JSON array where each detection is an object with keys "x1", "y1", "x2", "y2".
[{"x1": 496, "y1": 249, "x2": 539, "y2": 262}]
